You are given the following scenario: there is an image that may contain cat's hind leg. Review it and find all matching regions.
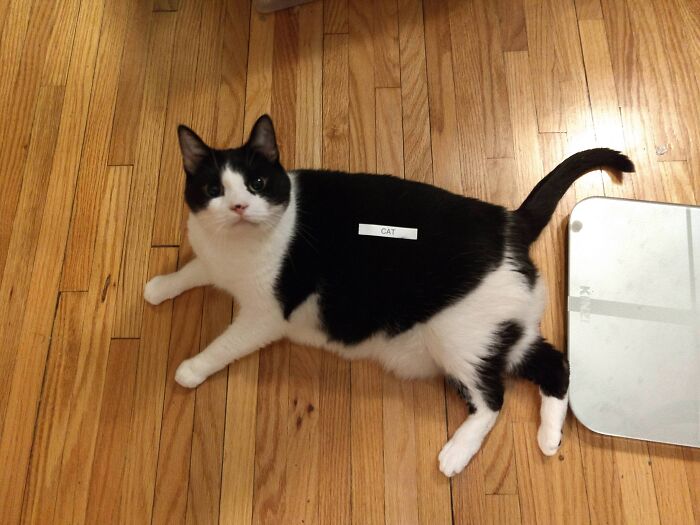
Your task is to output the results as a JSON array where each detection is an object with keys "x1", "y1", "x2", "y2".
[
  {"x1": 439, "y1": 375, "x2": 502, "y2": 477},
  {"x1": 511, "y1": 337, "x2": 569, "y2": 456},
  {"x1": 144, "y1": 258, "x2": 211, "y2": 305}
]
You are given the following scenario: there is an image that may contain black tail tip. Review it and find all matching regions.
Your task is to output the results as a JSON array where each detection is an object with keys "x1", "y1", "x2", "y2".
[{"x1": 584, "y1": 147, "x2": 635, "y2": 174}]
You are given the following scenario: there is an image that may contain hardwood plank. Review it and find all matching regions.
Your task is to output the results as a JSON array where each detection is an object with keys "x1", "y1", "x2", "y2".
[
  {"x1": 61, "y1": 0, "x2": 136, "y2": 289},
  {"x1": 243, "y1": 10, "x2": 275, "y2": 135},
  {"x1": 150, "y1": 280, "x2": 203, "y2": 525},
  {"x1": 216, "y1": 0, "x2": 250, "y2": 147},
  {"x1": 660, "y1": 161, "x2": 696, "y2": 204},
  {"x1": 85, "y1": 339, "x2": 140, "y2": 525},
  {"x1": 448, "y1": 0, "x2": 487, "y2": 197},
  {"x1": 0, "y1": 1, "x2": 107, "y2": 520},
  {"x1": 322, "y1": 34, "x2": 349, "y2": 171},
  {"x1": 0, "y1": 0, "x2": 33, "y2": 103},
  {"x1": 524, "y1": 0, "x2": 565, "y2": 132},
  {"x1": 496, "y1": 0, "x2": 527, "y2": 51},
  {"x1": 119, "y1": 247, "x2": 178, "y2": 524},
  {"x1": 412, "y1": 379, "x2": 452, "y2": 525},
  {"x1": 373, "y1": 0, "x2": 400, "y2": 87},
  {"x1": 0, "y1": 85, "x2": 64, "y2": 419},
  {"x1": 252, "y1": 343, "x2": 291, "y2": 524},
  {"x1": 283, "y1": 347, "x2": 322, "y2": 525},
  {"x1": 348, "y1": 0, "x2": 376, "y2": 173},
  {"x1": 482, "y1": 415, "x2": 517, "y2": 495},
  {"x1": 613, "y1": 439, "x2": 661, "y2": 525},
  {"x1": 577, "y1": 426, "x2": 624, "y2": 525},
  {"x1": 220, "y1": 350, "x2": 260, "y2": 525},
  {"x1": 514, "y1": 419, "x2": 590, "y2": 525},
  {"x1": 398, "y1": 0, "x2": 433, "y2": 184},
  {"x1": 423, "y1": 0, "x2": 462, "y2": 194},
  {"x1": 575, "y1": 0, "x2": 602, "y2": 19},
  {"x1": 683, "y1": 447, "x2": 700, "y2": 522},
  {"x1": 51, "y1": 165, "x2": 133, "y2": 525},
  {"x1": 503, "y1": 51, "x2": 545, "y2": 207},
  {"x1": 295, "y1": 0, "x2": 323, "y2": 169},
  {"x1": 151, "y1": 0, "x2": 204, "y2": 246},
  {"x1": 376, "y1": 87, "x2": 404, "y2": 177},
  {"x1": 21, "y1": 292, "x2": 87, "y2": 525},
  {"x1": 108, "y1": 0, "x2": 154, "y2": 164},
  {"x1": 186, "y1": 287, "x2": 230, "y2": 525},
  {"x1": 648, "y1": 443, "x2": 695, "y2": 525},
  {"x1": 351, "y1": 361, "x2": 385, "y2": 525},
  {"x1": 0, "y1": 0, "x2": 58, "y2": 280},
  {"x1": 40, "y1": 0, "x2": 81, "y2": 86},
  {"x1": 383, "y1": 375, "x2": 420, "y2": 525},
  {"x1": 578, "y1": 19, "x2": 625, "y2": 152},
  {"x1": 473, "y1": 0, "x2": 514, "y2": 159},
  {"x1": 625, "y1": 0, "x2": 688, "y2": 161},
  {"x1": 318, "y1": 355, "x2": 352, "y2": 525},
  {"x1": 324, "y1": 0, "x2": 347, "y2": 33},
  {"x1": 154, "y1": 0, "x2": 179, "y2": 11},
  {"x1": 484, "y1": 494, "x2": 523, "y2": 525},
  {"x1": 113, "y1": 12, "x2": 177, "y2": 337}
]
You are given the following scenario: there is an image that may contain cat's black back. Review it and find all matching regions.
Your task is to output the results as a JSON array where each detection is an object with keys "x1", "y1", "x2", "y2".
[{"x1": 275, "y1": 170, "x2": 509, "y2": 344}]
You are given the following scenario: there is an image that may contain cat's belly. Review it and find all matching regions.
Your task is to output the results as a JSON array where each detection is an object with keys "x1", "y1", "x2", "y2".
[{"x1": 285, "y1": 294, "x2": 442, "y2": 379}]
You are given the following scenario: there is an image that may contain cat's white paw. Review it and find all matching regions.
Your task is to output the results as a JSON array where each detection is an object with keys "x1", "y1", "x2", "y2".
[
  {"x1": 438, "y1": 438, "x2": 475, "y2": 477},
  {"x1": 537, "y1": 424, "x2": 562, "y2": 456},
  {"x1": 144, "y1": 276, "x2": 172, "y2": 305},
  {"x1": 175, "y1": 359, "x2": 206, "y2": 388}
]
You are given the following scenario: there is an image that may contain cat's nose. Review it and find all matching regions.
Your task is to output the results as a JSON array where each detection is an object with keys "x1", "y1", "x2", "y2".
[{"x1": 231, "y1": 203, "x2": 249, "y2": 215}]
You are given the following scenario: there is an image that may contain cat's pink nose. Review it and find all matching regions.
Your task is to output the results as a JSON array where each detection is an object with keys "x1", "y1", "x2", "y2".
[{"x1": 231, "y1": 203, "x2": 249, "y2": 215}]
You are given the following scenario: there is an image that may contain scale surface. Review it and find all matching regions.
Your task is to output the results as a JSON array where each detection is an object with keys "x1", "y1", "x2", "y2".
[{"x1": 568, "y1": 197, "x2": 700, "y2": 447}]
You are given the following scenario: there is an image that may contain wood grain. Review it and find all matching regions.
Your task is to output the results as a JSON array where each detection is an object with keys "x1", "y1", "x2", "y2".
[
  {"x1": 0, "y1": 1, "x2": 107, "y2": 519},
  {"x1": 119, "y1": 247, "x2": 178, "y2": 524},
  {"x1": 85, "y1": 339, "x2": 139, "y2": 525},
  {"x1": 113, "y1": 12, "x2": 176, "y2": 337},
  {"x1": 21, "y1": 292, "x2": 87, "y2": 525},
  {"x1": 373, "y1": 0, "x2": 400, "y2": 88},
  {"x1": 108, "y1": 0, "x2": 154, "y2": 164},
  {"x1": 61, "y1": 0, "x2": 135, "y2": 290},
  {"x1": 324, "y1": 0, "x2": 348, "y2": 33}
]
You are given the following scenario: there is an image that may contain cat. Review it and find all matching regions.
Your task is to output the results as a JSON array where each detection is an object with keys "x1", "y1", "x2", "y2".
[{"x1": 144, "y1": 114, "x2": 634, "y2": 477}]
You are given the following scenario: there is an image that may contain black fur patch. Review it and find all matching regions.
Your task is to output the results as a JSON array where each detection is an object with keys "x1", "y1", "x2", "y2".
[
  {"x1": 476, "y1": 321, "x2": 523, "y2": 411},
  {"x1": 275, "y1": 170, "x2": 509, "y2": 344},
  {"x1": 515, "y1": 338, "x2": 569, "y2": 399},
  {"x1": 447, "y1": 377, "x2": 476, "y2": 414}
]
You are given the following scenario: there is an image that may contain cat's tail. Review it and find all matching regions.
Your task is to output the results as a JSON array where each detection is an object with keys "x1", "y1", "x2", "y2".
[{"x1": 514, "y1": 148, "x2": 634, "y2": 244}]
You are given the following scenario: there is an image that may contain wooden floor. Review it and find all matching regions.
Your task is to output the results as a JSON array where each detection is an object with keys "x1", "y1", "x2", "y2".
[{"x1": 1, "y1": 0, "x2": 699, "y2": 523}]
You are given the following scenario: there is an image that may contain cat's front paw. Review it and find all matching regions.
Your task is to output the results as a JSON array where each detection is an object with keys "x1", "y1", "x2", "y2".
[
  {"x1": 438, "y1": 438, "x2": 475, "y2": 477},
  {"x1": 144, "y1": 276, "x2": 172, "y2": 305},
  {"x1": 175, "y1": 359, "x2": 206, "y2": 388}
]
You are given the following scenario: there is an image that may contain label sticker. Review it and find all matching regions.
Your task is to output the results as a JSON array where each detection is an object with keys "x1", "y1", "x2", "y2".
[{"x1": 358, "y1": 223, "x2": 418, "y2": 240}]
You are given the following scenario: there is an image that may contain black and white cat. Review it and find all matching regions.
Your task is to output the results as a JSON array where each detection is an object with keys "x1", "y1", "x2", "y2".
[{"x1": 144, "y1": 115, "x2": 634, "y2": 477}]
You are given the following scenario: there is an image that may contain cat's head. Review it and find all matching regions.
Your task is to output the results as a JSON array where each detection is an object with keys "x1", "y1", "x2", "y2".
[{"x1": 177, "y1": 114, "x2": 291, "y2": 231}]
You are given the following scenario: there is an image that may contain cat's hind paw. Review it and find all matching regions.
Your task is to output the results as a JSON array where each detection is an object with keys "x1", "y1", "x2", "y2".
[
  {"x1": 175, "y1": 359, "x2": 206, "y2": 388},
  {"x1": 438, "y1": 438, "x2": 475, "y2": 477}
]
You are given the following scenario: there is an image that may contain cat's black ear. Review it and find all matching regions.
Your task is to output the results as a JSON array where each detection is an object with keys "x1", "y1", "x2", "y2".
[
  {"x1": 178, "y1": 125, "x2": 210, "y2": 173},
  {"x1": 247, "y1": 114, "x2": 279, "y2": 163}
]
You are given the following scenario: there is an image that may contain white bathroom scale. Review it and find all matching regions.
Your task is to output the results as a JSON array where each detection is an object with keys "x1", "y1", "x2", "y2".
[{"x1": 568, "y1": 197, "x2": 700, "y2": 447}]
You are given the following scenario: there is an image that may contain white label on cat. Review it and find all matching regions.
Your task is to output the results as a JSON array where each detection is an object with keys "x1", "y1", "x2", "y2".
[{"x1": 358, "y1": 223, "x2": 418, "y2": 240}]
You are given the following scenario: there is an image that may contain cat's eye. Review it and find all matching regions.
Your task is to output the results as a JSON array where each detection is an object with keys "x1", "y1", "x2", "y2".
[
  {"x1": 204, "y1": 183, "x2": 221, "y2": 198},
  {"x1": 249, "y1": 177, "x2": 265, "y2": 192}
]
